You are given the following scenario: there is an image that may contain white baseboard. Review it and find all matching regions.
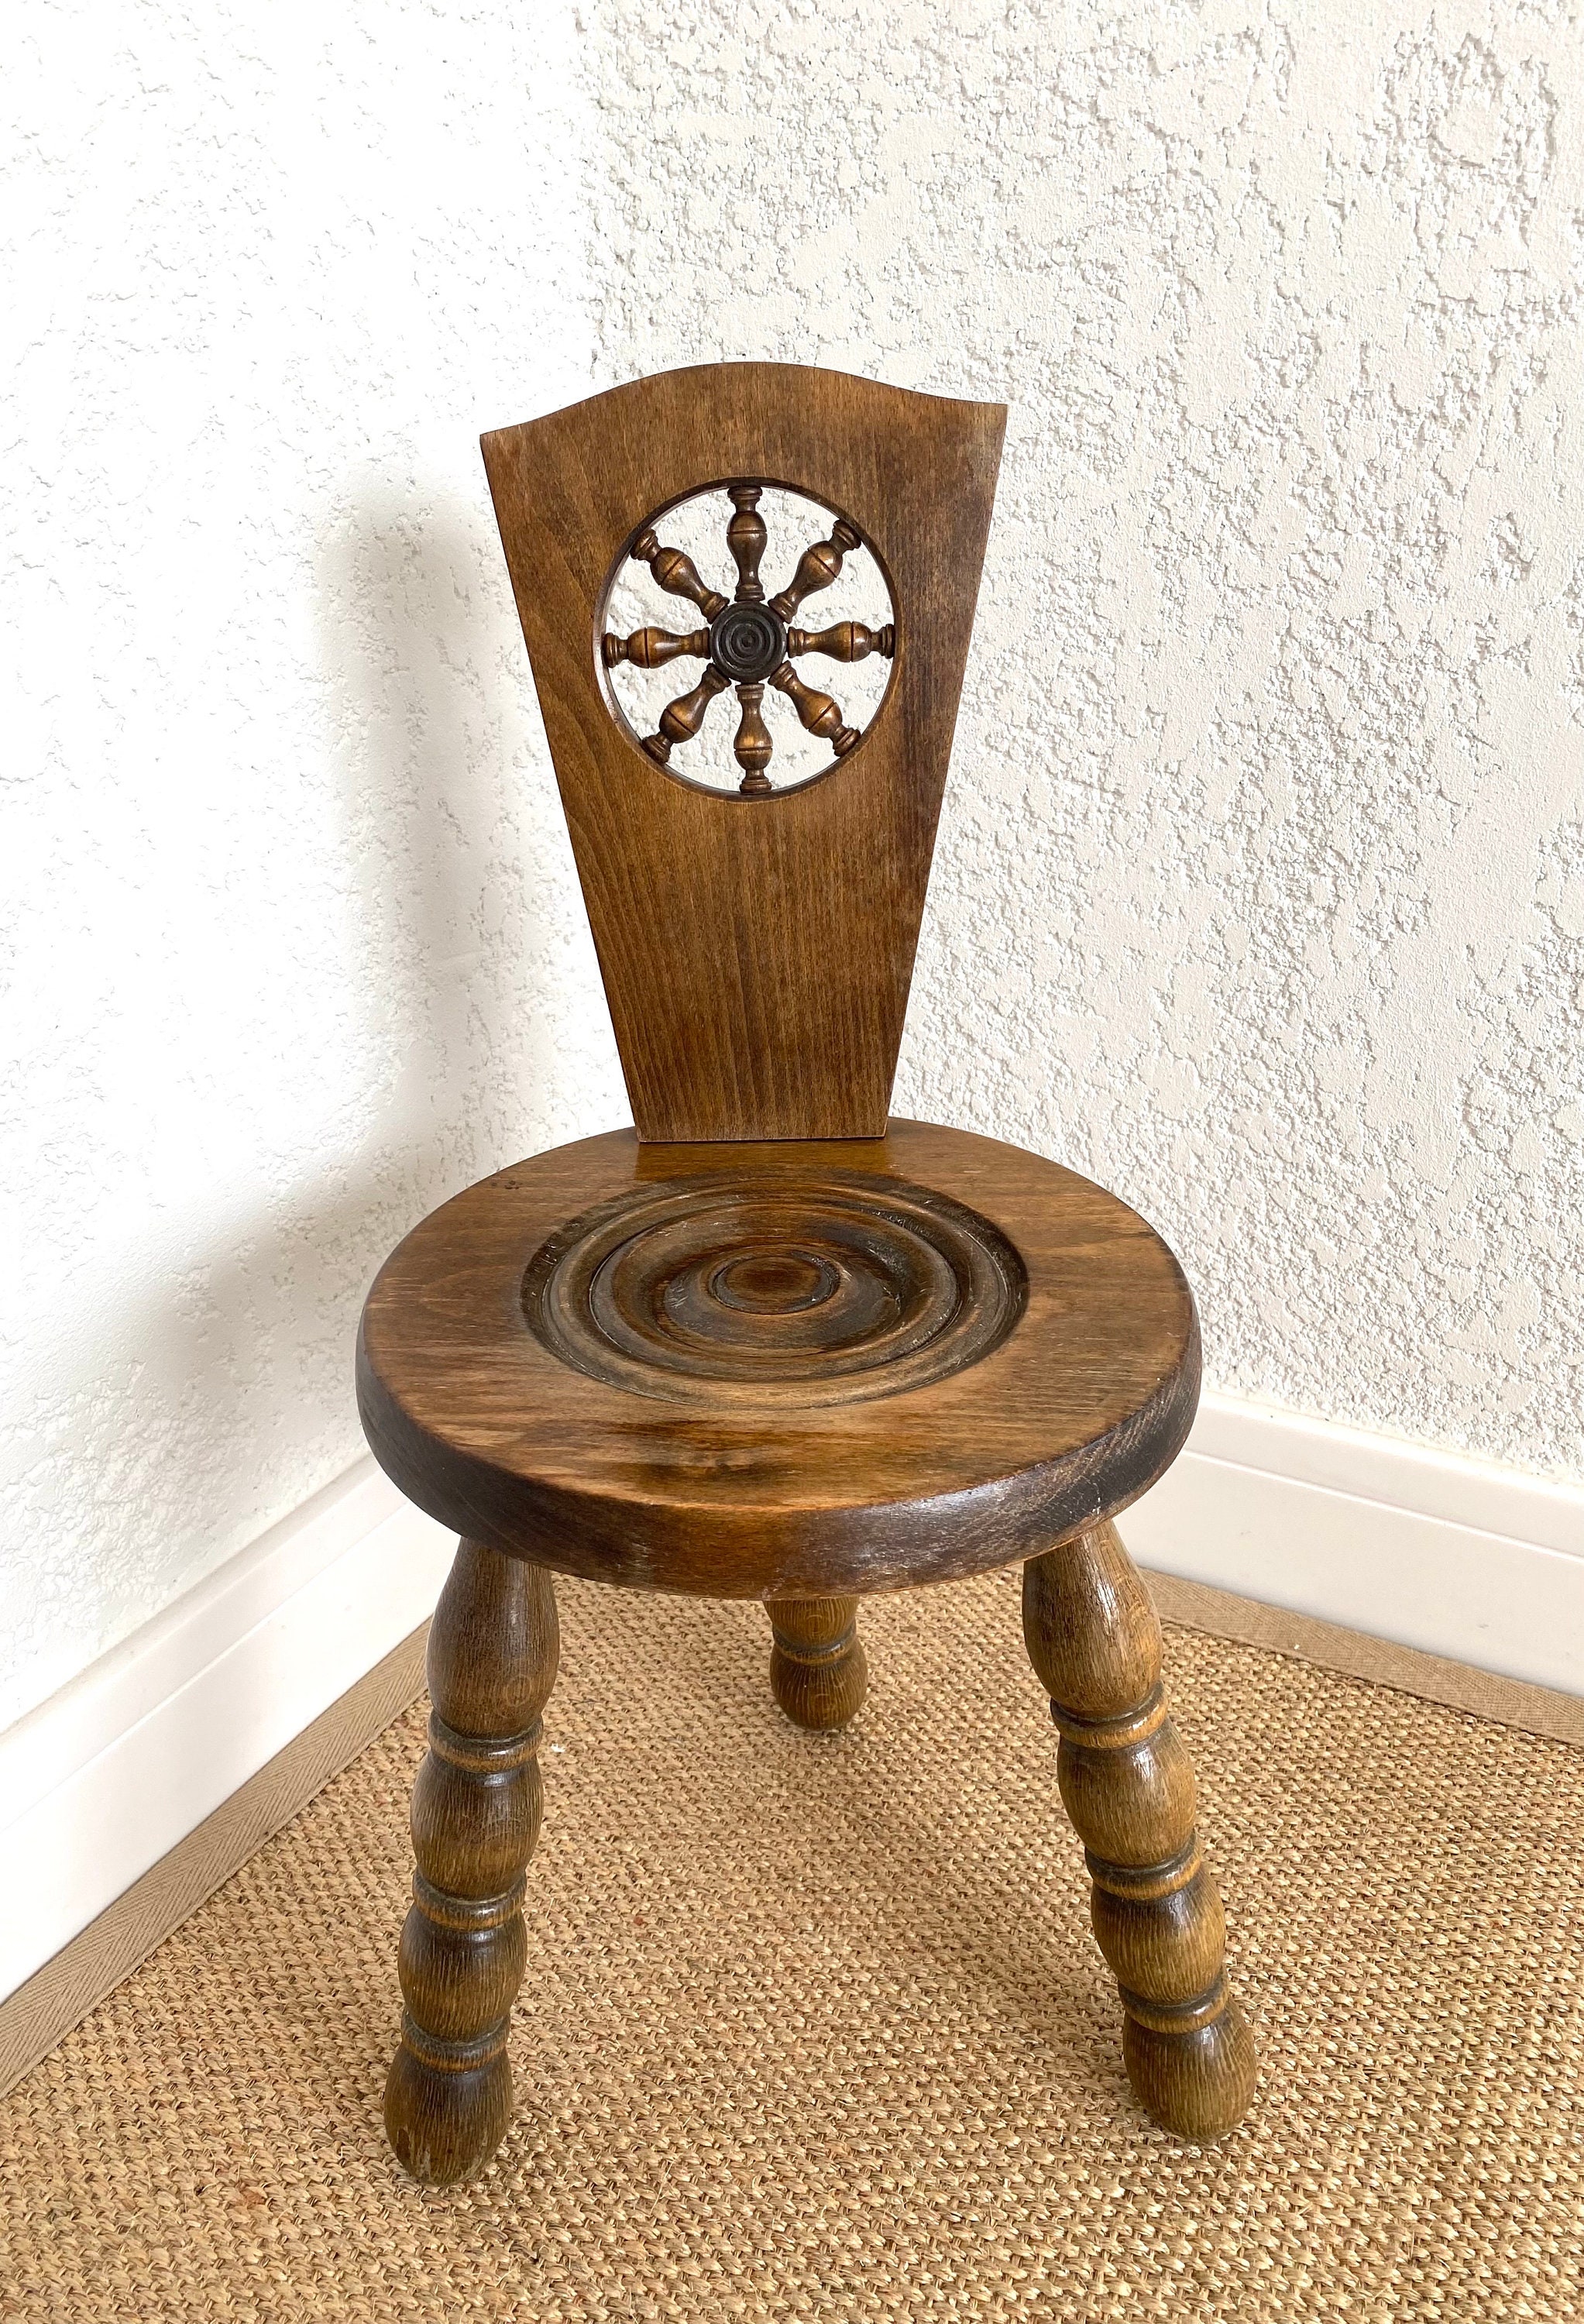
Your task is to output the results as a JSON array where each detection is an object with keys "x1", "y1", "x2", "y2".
[
  {"x1": 1126, "y1": 1394, "x2": 1584, "y2": 1697},
  {"x1": 2, "y1": 1394, "x2": 1580, "y2": 2010},
  {"x1": 0, "y1": 1463, "x2": 455, "y2": 2005}
]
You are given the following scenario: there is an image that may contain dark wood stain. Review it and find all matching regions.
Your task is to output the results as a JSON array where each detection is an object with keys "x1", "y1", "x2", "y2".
[
  {"x1": 357, "y1": 1119, "x2": 1201, "y2": 1600},
  {"x1": 1024, "y1": 1523, "x2": 1257, "y2": 2141},
  {"x1": 480, "y1": 362, "x2": 1005, "y2": 1142}
]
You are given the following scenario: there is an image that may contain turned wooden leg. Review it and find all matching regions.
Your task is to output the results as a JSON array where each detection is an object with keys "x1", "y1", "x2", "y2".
[
  {"x1": 384, "y1": 1538, "x2": 558, "y2": 2185},
  {"x1": 1022, "y1": 1520, "x2": 1256, "y2": 2141},
  {"x1": 766, "y1": 1595, "x2": 868, "y2": 1730}
]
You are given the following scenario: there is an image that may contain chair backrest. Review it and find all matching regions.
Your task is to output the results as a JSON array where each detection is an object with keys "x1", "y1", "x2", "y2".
[{"x1": 482, "y1": 362, "x2": 1005, "y2": 1142}]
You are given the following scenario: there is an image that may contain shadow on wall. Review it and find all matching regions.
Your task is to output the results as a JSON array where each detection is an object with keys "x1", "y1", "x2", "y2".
[
  {"x1": 318, "y1": 480, "x2": 542, "y2": 1193},
  {"x1": 2, "y1": 479, "x2": 583, "y2": 1729},
  {"x1": 266, "y1": 472, "x2": 575, "y2": 1474}
]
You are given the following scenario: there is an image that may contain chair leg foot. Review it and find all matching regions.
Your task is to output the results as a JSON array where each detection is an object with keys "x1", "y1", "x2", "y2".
[
  {"x1": 385, "y1": 1538, "x2": 558, "y2": 2185},
  {"x1": 767, "y1": 1596, "x2": 868, "y2": 1730},
  {"x1": 1022, "y1": 1521, "x2": 1256, "y2": 2143},
  {"x1": 1121, "y1": 1985, "x2": 1257, "y2": 2142},
  {"x1": 384, "y1": 2020, "x2": 514, "y2": 2188}
]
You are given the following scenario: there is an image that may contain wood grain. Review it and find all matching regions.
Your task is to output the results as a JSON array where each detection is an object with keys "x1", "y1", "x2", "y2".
[
  {"x1": 480, "y1": 365, "x2": 1005, "y2": 1142},
  {"x1": 518, "y1": 1164, "x2": 1027, "y2": 1410},
  {"x1": 384, "y1": 1541, "x2": 558, "y2": 2186},
  {"x1": 766, "y1": 1597, "x2": 868, "y2": 1730},
  {"x1": 1022, "y1": 1521, "x2": 1256, "y2": 2141},
  {"x1": 356, "y1": 1118, "x2": 1200, "y2": 1600}
]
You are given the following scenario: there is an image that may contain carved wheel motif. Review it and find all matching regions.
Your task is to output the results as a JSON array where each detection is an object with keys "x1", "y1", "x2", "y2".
[
  {"x1": 523, "y1": 1173, "x2": 1026, "y2": 1408},
  {"x1": 601, "y1": 486, "x2": 896, "y2": 794}
]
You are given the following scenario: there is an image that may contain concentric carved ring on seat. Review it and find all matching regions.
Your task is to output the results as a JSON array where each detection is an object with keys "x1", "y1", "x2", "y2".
[{"x1": 521, "y1": 1170, "x2": 1026, "y2": 1408}]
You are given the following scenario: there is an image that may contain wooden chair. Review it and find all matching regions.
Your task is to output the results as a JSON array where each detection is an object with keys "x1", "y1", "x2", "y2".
[{"x1": 356, "y1": 362, "x2": 1256, "y2": 2185}]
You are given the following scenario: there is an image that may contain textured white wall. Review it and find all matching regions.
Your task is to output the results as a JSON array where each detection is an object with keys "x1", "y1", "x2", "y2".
[
  {"x1": 6, "y1": 1, "x2": 1583, "y2": 1730},
  {"x1": 2, "y1": 5, "x2": 621, "y2": 1727},
  {"x1": 586, "y1": 0, "x2": 1584, "y2": 1464}
]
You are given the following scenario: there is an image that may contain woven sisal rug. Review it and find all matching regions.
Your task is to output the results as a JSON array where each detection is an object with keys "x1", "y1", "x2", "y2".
[{"x1": 2, "y1": 1564, "x2": 1580, "y2": 2321}]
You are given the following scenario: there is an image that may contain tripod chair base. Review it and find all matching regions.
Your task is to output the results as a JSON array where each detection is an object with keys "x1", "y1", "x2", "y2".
[
  {"x1": 383, "y1": 1511, "x2": 1251, "y2": 2187},
  {"x1": 359, "y1": 1122, "x2": 1256, "y2": 2182}
]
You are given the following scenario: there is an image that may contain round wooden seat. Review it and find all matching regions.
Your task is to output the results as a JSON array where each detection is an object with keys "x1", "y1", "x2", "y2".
[{"x1": 357, "y1": 1117, "x2": 1199, "y2": 1600}]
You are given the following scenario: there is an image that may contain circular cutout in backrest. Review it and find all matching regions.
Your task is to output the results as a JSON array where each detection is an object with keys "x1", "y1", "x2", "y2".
[{"x1": 599, "y1": 484, "x2": 897, "y2": 796}]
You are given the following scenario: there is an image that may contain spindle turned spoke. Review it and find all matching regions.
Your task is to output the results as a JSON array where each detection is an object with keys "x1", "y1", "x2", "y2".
[
  {"x1": 787, "y1": 621, "x2": 895, "y2": 663},
  {"x1": 769, "y1": 518, "x2": 863, "y2": 621},
  {"x1": 770, "y1": 660, "x2": 861, "y2": 755},
  {"x1": 603, "y1": 626, "x2": 710, "y2": 670},
  {"x1": 733, "y1": 682, "x2": 773, "y2": 793},
  {"x1": 631, "y1": 528, "x2": 728, "y2": 621},
  {"x1": 644, "y1": 665, "x2": 730, "y2": 762},
  {"x1": 727, "y1": 486, "x2": 768, "y2": 604}
]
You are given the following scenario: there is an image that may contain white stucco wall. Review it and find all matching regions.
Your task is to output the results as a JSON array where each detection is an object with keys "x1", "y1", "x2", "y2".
[
  {"x1": 3, "y1": 5, "x2": 620, "y2": 1728},
  {"x1": 6, "y1": 1, "x2": 1583, "y2": 1731}
]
